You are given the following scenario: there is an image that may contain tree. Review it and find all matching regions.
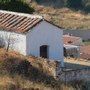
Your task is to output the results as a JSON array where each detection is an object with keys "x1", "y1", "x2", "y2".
[
  {"x1": 66, "y1": 0, "x2": 83, "y2": 9},
  {"x1": 0, "y1": 0, "x2": 35, "y2": 14}
]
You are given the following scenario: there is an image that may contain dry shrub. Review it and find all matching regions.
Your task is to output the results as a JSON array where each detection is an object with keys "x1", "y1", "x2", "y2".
[
  {"x1": 0, "y1": 55, "x2": 57, "y2": 87},
  {"x1": 28, "y1": 57, "x2": 57, "y2": 77},
  {"x1": 0, "y1": 48, "x2": 88, "y2": 90},
  {"x1": 0, "y1": 56, "x2": 31, "y2": 76}
]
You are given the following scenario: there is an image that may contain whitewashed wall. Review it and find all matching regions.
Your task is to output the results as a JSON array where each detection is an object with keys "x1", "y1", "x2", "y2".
[
  {"x1": 0, "y1": 30, "x2": 26, "y2": 55},
  {"x1": 26, "y1": 21, "x2": 64, "y2": 66}
]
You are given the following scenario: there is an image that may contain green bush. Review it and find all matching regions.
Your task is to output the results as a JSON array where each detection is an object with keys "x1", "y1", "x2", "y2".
[
  {"x1": 84, "y1": 3, "x2": 90, "y2": 12},
  {"x1": 0, "y1": 0, "x2": 35, "y2": 13}
]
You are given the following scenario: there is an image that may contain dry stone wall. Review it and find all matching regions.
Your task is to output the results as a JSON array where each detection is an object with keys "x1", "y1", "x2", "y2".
[
  {"x1": 28, "y1": 56, "x2": 90, "y2": 82},
  {"x1": 56, "y1": 67, "x2": 90, "y2": 82}
]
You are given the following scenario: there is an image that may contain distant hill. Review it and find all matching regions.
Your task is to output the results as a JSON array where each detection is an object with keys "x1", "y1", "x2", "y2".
[{"x1": 29, "y1": 0, "x2": 90, "y2": 30}]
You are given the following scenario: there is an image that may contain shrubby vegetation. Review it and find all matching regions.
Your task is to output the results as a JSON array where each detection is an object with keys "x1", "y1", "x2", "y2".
[
  {"x1": 34, "y1": 0, "x2": 90, "y2": 12},
  {"x1": 0, "y1": 48, "x2": 87, "y2": 90},
  {"x1": 67, "y1": 0, "x2": 90, "y2": 12},
  {"x1": 66, "y1": 0, "x2": 90, "y2": 12},
  {"x1": 0, "y1": 0, "x2": 90, "y2": 13},
  {"x1": 0, "y1": 0, "x2": 35, "y2": 13},
  {"x1": 66, "y1": 0, "x2": 83, "y2": 9}
]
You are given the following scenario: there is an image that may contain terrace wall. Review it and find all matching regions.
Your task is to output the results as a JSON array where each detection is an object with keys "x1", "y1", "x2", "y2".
[{"x1": 28, "y1": 57, "x2": 90, "y2": 82}]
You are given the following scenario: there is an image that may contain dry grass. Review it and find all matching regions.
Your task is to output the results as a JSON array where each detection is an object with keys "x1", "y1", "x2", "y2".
[
  {"x1": 51, "y1": 9, "x2": 90, "y2": 29},
  {"x1": 31, "y1": 2, "x2": 90, "y2": 30},
  {"x1": 0, "y1": 48, "x2": 87, "y2": 90},
  {"x1": 0, "y1": 48, "x2": 24, "y2": 60},
  {"x1": 0, "y1": 48, "x2": 58, "y2": 90},
  {"x1": 0, "y1": 75, "x2": 53, "y2": 90},
  {"x1": 0, "y1": 75, "x2": 78, "y2": 90}
]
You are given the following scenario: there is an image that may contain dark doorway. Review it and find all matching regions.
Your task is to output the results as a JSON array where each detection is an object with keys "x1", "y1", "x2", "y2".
[{"x1": 40, "y1": 45, "x2": 48, "y2": 58}]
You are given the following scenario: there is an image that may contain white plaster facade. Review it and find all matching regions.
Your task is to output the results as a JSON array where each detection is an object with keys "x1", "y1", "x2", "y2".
[
  {"x1": 0, "y1": 21, "x2": 64, "y2": 66},
  {"x1": 0, "y1": 30, "x2": 26, "y2": 55}
]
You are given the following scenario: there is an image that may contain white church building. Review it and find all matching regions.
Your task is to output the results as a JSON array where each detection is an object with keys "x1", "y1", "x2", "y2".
[{"x1": 0, "y1": 10, "x2": 64, "y2": 66}]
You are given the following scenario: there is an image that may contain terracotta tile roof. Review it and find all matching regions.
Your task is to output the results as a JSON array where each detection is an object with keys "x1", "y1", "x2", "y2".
[
  {"x1": 0, "y1": 10, "x2": 43, "y2": 34},
  {"x1": 63, "y1": 35, "x2": 81, "y2": 45}
]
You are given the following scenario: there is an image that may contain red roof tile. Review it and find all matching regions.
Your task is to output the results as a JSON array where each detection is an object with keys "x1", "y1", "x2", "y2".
[{"x1": 0, "y1": 10, "x2": 42, "y2": 34}]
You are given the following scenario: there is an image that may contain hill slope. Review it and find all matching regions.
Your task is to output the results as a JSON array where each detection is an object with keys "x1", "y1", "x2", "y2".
[
  {"x1": 27, "y1": 0, "x2": 90, "y2": 29},
  {"x1": 30, "y1": 3, "x2": 90, "y2": 29},
  {"x1": 0, "y1": 48, "x2": 84, "y2": 90}
]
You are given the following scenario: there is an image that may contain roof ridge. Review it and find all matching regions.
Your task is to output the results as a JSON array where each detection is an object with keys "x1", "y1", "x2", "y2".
[{"x1": 0, "y1": 10, "x2": 43, "y2": 19}]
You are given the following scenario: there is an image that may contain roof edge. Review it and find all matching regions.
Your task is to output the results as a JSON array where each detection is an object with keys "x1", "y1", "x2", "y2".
[
  {"x1": 0, "y1": 10, "x2": 43, "y2": 19},
  {"x1": 44, "y1": 19, "x2": 64, "y2": 30}
]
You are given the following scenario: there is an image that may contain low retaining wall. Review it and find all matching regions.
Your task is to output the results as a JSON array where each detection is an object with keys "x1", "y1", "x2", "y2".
[
  {"x1": 28, "y1": 56, "x2": 90, "y2": 82},
  {"x1": 56, "y1": 67, "x2": 90, "y2": 82}
]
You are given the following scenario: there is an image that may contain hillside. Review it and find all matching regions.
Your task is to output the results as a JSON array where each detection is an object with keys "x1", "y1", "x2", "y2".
[
  {"x1": 0, "y1": 48, "x2": 86, "y2": 90},
  {"x1": 30, "y1": 2, "x2": 90, "y2": 29},
  {"x1": 0, "y1": 48, "x2": 61, "y2": 90},
  {"x1": 27, "y1": 0, "x2": 90, "y2": 30}
]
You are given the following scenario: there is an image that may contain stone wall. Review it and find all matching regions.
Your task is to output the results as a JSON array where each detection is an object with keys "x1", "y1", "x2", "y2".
[
  {"x1": 56, "y1": 67, "x2": 90, "y2": 82},
  {"x1": 28, "y1": 56, "x2": 90, "y2": 82}
]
